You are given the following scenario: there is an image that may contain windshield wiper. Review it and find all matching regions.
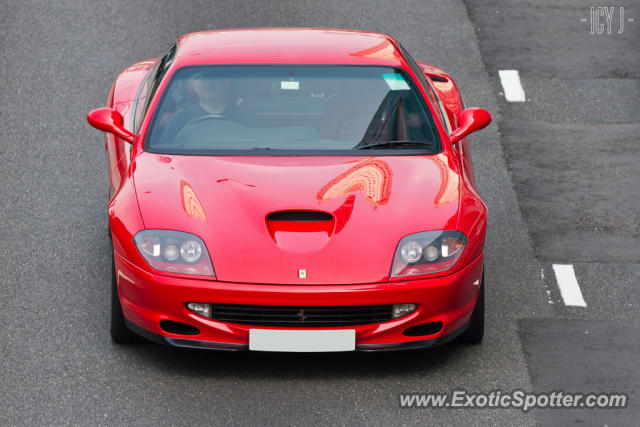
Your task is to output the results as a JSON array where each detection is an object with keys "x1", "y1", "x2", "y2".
[{"x1": 356, "y1": 140, "x2": 431, "y2": 150}]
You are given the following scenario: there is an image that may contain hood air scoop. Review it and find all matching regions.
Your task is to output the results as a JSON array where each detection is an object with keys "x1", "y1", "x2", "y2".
[
  {"x1": 266, "y1": 210, "x2": 334, "y2": 253},
  {"x1": 267, "y1": 210, "x2": 333, "y2": 222}
]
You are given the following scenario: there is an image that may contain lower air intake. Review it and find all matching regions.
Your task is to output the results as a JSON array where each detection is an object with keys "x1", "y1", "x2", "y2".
[
  {"x1": 403, "y1": 322, "x2": 443, "y2": 337},
  {"x1": 160, "y1": 320, "x2": 200, "y2": 335},
  {"x1": 210, "y1": 304, "x2": 393, "y2": 327}
]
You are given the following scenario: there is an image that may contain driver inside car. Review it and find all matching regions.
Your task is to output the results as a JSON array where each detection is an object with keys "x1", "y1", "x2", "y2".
[{"x1": 157, "y1": 71, "x2": 243, "y2": 145}]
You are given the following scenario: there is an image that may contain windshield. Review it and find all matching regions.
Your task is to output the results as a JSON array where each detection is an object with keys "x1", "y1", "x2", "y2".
[{"x1": 144, "y1": 65, "x2": 440, "y2": 154}]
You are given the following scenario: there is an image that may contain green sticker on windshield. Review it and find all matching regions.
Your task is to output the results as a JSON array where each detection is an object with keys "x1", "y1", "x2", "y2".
[{"x1": 382, "y1": 73, "x2": 410, "y2": 91}]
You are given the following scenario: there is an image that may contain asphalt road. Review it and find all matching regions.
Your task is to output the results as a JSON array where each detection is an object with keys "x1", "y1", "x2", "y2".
[
  {"x1": 467, "y1": 0, "x2": 640, "y2": 425},
  {"x1": 466, "y1": 0, "x2": 640, "y2": 264},
  {"x1": 0, "y1": 0, "x2": 637, "y2": 425}
]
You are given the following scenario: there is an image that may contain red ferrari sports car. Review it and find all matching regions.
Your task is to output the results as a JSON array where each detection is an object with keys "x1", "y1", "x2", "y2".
[{"x1": 88, "y1": 28, "x2": 491, "y2": 352}]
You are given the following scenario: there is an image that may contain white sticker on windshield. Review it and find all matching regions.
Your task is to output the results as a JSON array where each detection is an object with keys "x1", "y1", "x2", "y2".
[
  {"x1": 382, "y1": 73, "x2": 410, "y2": 90},
  {"x1": 281, "y1": 81, "x2": 300, "y2": 90}
]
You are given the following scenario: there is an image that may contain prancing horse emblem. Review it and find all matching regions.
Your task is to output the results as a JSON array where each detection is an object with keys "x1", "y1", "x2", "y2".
[
  {"x1": 298, "y1": 269, "x2": 307, "y2": 279},
  {"x1": 297, "y1": 309, "x2": 308, "y2": 322}
]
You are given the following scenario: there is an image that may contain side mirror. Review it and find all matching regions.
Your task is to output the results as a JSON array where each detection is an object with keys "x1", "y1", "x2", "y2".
[
  {"x1": 87, "y1": 108, "x2": 135, "y2": 143},
  {"x1": 449, "y1": 108, "x2": 491, "y2": 144}
]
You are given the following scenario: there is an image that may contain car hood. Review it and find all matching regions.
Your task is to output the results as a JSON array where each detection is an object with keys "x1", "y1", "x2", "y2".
[{"x1": 133, "y1": 152, "x2": 460, "y2": 284}]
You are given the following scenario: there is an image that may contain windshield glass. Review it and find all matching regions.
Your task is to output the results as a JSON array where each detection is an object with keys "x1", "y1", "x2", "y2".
[{"x1": 145, "y1": 65, "x2": 440, "y2": 154}]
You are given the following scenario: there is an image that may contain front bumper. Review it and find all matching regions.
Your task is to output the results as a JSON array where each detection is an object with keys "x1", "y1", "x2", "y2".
[{"x1": 114, "y1": 251, "x2": 483, "y2": 351}]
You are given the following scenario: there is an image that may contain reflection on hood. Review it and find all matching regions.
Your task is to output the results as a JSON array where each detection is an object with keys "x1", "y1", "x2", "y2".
[{"x1": 316, "y1": 158, "x2": 392, "y2": 207}]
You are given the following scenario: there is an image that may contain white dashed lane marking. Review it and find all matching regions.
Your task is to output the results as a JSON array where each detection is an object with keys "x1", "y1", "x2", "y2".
[
  {"x1": 498, "y1": 69, "x2": 526, "y2": 102},
  {"x1": 552, "y1": 264, "x2": 587, "y2": 307}
]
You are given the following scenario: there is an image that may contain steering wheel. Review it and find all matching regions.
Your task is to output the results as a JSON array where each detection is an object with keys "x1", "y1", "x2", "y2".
[
  {"x1": 183, "y1": 114, "x2": 232, "y2": 128},
  {"x1": 173, "y1": 113, "x2": 239, "y2": 148}
]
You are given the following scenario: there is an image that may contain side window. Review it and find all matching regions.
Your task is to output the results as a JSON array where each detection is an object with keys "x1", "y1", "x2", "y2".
[
  {"x1": 134, "y1": 43, "x2": 176, "y2": 132},
  {"x1": 133, "y1": 77, "x2": 151, "y2": 131},
  {"x1": 398, "y1": 45, "x2": 452, "y2": 133},
  {"x1": 423, "y1": 79, "x2": 452, "y2": 133}
]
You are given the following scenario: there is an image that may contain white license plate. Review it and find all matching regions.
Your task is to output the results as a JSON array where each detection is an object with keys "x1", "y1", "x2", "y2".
[{"x1": 249, "y1": 329, "x2": 355, "y2": 352}]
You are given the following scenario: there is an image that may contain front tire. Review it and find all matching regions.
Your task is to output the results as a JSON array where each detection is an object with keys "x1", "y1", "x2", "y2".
[
  {"x1": 460, "y1": 271, "x2": 484, "y2": 344},
  {"x1": 110, "y1": 254, "x2": 138, "y2": 343}
]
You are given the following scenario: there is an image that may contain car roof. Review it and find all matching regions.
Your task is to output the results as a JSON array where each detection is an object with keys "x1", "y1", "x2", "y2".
[{"x1": 173, "y1": 28, "x2": 408, "y2": 67}]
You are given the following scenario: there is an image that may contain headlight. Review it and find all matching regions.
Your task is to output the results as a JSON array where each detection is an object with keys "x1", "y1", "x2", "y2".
[
  {"x1": 391, "y1": 230, "x2": 467, "y2": 278},
  {"x1": 133, "y1": 230, "x2": 215, "y2": 276}
]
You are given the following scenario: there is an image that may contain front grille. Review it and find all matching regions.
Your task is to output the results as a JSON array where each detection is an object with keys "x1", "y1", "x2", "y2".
[{"x1": 210, "y1": 304, "x2": 393, "y2": 327}]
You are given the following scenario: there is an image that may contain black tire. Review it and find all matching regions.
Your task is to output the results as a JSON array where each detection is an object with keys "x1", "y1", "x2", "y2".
[
  {"x1": 110, "y1": 254, "x2": 138, "y2": 343},
  {"x1": 460, "y1": 271, "x2": 484, "y2": 344}
]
